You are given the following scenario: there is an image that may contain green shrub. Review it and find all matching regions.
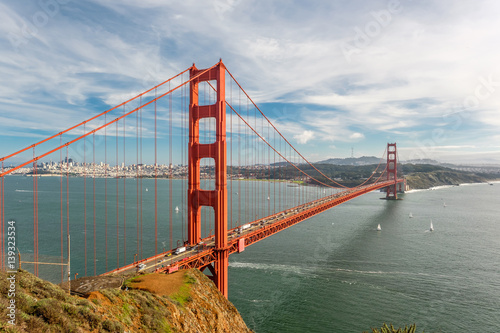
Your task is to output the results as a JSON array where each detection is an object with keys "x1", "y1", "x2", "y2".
[
  {"x1": 365, "y1": 323, "x2": 421, "y2": 333},
  {"x1": 31, "y1": 299, "x2": 62, "y2": 325},
  {"x1": 78, "y1": 307, "x2": 101, "y2": 330},
  {"x1": 102, "y1": 319, "x2": 125, "y2": 332},
  {"x1": 25, "y1": 316, "x2": 50, "y2": 333}
]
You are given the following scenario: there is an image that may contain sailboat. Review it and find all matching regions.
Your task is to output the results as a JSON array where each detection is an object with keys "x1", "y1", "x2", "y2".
[
  {"x1": 267, "y1": 196, "x2": 270, "y2": 200},
  {"x1": 145, "y1": 188, "x2": 148, "y2": 192},
  {"x1": 376, "y1": 224, "x2": 381, "y2": 231},
  {"x1": 443, "y1": 201, "x2": 446, "y2": 207},
  {"x1": 409, "y1": 212, "x2": 413, "y2": 218},
  {"x1": 175, "y1": 206, "x2": 179, "y2": 213},
  {"x1": 430, "y1": 220, "x2": 434, "y2": 231}
]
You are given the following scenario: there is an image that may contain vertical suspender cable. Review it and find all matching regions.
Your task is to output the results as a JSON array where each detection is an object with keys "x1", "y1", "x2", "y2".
[
  {"x1": 182, "y1": 77, "x2": 186, "y2": 243},
  {"x1": 155, "y1": 88, "x2": 158, "y2": 256},
  {"x1": 273, "y1": 125, "x2": 276, "y2": 214},
  {"x1": 245, "y1": 99, "x2": 249, "y2": 225},
  {"x1": 238, "y1": 88, "x2": 241, "y2": 226},
  {"x1": 65, "y1": 147, "x2": 69, "y2": 278},
  {"x1": 254, "y1": 105, "x2": 258, "y2": 221},
  {"x1": 123, "y1": 107, "x2": 126, "y2": 265},
  {"x1": 229, "y1": 79, "x2": 233, "y2": 230},
  {"x1": 182, "y1": 80, "x2": 187, "y2": 241},
  {"x1": 60, "y1": 136, "x2": 63, "y2": 281},
  {"x1": 268, "y1": 119, "x2": 271, "y2": 215},
  {"x1": 136, "y1": 96, "x2": 140, "y2": 258},
  {"x1": 93, "y1": 133, "x2": 96, "y2": 276},
  {"x1": 139, "y1": 98, "x2": 143, "y2": 259},
  {"x1": 83, "y1": 124, "x2": 87, "y2": 276},
  {"x1": 169, "y1": 81, "x2": 173, "y2": 252},
  {"x1": 105, "y1": 114, "x2": 108, "y2": 271},
  {"x1": 32, "y1": 147, "x2": 38, "y2": 276},
  {"x1": 116, "y1": 121, "x2": 119, "y2": 269}
]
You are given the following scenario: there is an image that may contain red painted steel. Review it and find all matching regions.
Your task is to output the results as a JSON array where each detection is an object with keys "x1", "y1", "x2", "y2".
[
  {"x1": 238, "y1": 238, "x2": 245, "y2": 253},
  {"x1": 167, "y1": 266, "x2": 179, "y2": 273},
  {"x1": 188, "y1": 61, "x2": 229, "y2": 297}
]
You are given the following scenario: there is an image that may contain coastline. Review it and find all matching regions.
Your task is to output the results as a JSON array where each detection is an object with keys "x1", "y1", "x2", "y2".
[{"x1": 405, "y1": 180, "x2": 499, "y2": 193}]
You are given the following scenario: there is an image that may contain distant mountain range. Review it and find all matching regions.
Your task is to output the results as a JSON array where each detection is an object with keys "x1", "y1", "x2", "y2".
[
  {"x1": 316, "y1": 156, "x2": 381, "y2": 165},
  {"x1": 273, "y1": 157, "x2": 500, "y2": 174},
  {"x1": 404, "y1": 158, "x2": 440, "y2": 165}
]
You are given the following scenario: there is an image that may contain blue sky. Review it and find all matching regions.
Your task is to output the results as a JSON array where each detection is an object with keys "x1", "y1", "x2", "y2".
[{"x1": 1, "y1": 0, "x2": 500, "y2": 165}]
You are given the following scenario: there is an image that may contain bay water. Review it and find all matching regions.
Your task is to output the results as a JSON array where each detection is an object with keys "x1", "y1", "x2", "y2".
[
  {"x1": 228, "y1": 183, "x2": 500, "y2": 332},
  {"x1": 3, "y1": 176, "x2": 500, "y2": 332}
]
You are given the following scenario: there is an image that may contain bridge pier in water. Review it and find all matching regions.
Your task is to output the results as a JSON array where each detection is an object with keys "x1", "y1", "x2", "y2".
[{"x1": 188, "y1": 61, "x2": 229, "y2": 297}]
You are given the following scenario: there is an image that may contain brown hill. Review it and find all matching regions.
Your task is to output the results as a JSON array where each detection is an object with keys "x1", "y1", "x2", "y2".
[{"x1": 0, "y1": 268, "x2": 252, "y2": 332}]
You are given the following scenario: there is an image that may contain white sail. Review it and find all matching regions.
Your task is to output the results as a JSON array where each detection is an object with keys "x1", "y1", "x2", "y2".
[
  {"x1": 377, "y1": 224, "x2": 381, "y2": 231},
  {"x1": 409, "y1": 212, "x2": 413, "y2": 218},
  {"x1": 430, "y1": 220, "x2": 434, "y2": 231}
]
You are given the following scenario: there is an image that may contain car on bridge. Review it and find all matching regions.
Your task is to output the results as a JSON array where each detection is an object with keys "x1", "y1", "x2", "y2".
[{"x1": 174, "y1": 246, "x2": 186, "y2": 255}]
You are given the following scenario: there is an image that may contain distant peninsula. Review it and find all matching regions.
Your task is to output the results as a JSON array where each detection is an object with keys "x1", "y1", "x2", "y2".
[
  {"x1": 402, "y1": 164, "x2": 496, "y2": 189},
  {"x1": 302, "y1": 159, "x2": 499, "y2": 189}
]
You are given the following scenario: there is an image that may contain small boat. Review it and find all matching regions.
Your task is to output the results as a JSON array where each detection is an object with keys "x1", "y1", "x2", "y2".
[
  {"x1": 409, "y1": 212, "x2": 413, "y2": 218},
  {"x1": 443, "y1": 202, "x2": 446, "y2": 207},
  {"x1": 430, "y1": 220, "x2": 434, "y2": 232},
  {"x1": 175, "y1": 206, "x2": 179, "y2": 212},
  {"x1": 267, "y1": 196, "x2": 270, "y2": 200},
  {"x1": 145, "y1": 188, "x2": 149, "y2": 192},
  {"x1": 376, "y1": 224, "x2": 381, "y2": 231}
]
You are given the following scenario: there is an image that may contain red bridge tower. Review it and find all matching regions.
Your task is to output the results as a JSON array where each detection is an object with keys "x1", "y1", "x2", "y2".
[
  {"x1": 386, "y1": 143, "x2": 398, "y2": 200},
  {"x1": 188, "y1": 61, "x2": 229, "y2": 297}
]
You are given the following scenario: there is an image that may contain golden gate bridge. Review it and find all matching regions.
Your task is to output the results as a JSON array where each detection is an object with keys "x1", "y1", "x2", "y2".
[{"x1": 0, "y1": 60, "x2": 405, "y2": 297}]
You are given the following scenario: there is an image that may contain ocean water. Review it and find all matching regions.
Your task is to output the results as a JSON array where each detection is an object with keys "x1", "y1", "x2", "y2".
[
  {"x1": 228, "y1": 183, "x2": 500, "y2": 332},
  {"x1": 2, "y1": 176, "x2": 500, "y2": 332}
]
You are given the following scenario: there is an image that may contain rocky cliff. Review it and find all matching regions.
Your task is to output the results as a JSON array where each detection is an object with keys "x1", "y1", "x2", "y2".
[{"x1": 0, "y1": 268, "x2": 252, "y2": 333}]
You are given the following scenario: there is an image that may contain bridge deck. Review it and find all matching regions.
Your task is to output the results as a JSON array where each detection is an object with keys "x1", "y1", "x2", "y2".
[{"x1": 103, "y1": 179, "x2": 404, "y2": 276}]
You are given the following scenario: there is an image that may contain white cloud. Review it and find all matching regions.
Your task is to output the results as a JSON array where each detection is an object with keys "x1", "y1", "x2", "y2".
[
  {"x1": 349, "y1": 132, "x2": 365, "y2": 140},
  {"x1": 1, "y1": 0, "x2": 500, "y2": 162},
  {"x1": 294, "y1": 130, "x2": 315, "y2": 144}
]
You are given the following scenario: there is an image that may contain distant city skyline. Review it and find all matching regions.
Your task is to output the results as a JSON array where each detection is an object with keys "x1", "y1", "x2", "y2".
[{"x1": 1, "y1": 1, "x2": 499, "y2": 165}]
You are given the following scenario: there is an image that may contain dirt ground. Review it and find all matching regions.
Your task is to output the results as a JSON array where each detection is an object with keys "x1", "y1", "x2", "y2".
[
  {"x1": 128, "y1": 271, "x2": 185, "y2": 296},
  {"x1": 86, "y1": 290, "x2": 113, "y2": 306}
]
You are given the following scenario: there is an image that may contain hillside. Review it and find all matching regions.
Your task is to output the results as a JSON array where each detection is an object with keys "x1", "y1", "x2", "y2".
[
  {"x1": 0, "y1": 269, "x2": 252, "y2": 333},
  {"x1": 292, "y1": 163, "x2": 498, "y2": 189},
  {"x1": 400, "y1": 164, "x2": 494, "y2": 189},
  {"x1": 404, "y1": 169, "x2": 488, "y2": 189}
]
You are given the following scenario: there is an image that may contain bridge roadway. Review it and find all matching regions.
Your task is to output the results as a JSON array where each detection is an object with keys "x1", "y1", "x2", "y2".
[{"x1": 103, "y1": 179, "x2": 404, "y2": 277}]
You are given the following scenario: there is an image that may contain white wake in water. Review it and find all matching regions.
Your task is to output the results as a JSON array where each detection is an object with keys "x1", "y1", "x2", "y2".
[{"x1": 229, "y1": 261, "x2": 317, "y2": 277}]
